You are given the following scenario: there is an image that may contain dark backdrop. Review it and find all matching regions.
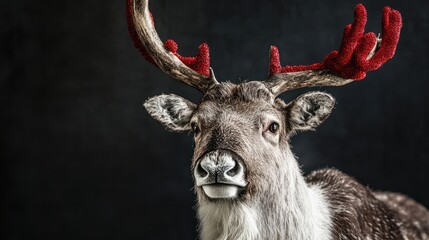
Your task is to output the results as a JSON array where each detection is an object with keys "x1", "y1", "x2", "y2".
[{"x1": 2, "y1": 0, "x2": 429, "y2": 239}]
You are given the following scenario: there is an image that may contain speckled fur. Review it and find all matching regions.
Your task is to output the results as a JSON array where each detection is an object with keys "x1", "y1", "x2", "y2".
[{"x1": 307, "y1": 168, "x2": 429, "y2": 239}]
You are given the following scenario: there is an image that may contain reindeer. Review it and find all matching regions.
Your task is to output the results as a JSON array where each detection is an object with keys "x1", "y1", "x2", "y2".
[{"x1": 127, "y1": 0, "x2": 429, "y2": 239}]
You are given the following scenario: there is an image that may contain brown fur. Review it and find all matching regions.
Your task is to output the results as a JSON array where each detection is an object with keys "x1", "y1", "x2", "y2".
[{"x1": 307, "y1": 168, "x2": 429, "y2": 239}]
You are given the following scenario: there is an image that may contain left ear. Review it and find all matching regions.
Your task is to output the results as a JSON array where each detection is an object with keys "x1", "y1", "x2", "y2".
[
  {"x1": 143, "y1": 94, "x2": 197, "y2": 131},
  {"x1": 286, "y1": 92, "x2": 335, "y2": 132}
]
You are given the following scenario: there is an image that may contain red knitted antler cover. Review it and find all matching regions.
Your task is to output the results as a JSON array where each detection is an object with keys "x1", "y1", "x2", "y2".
[
  {"x1": 270, "y1": 4, "x2": 402, "y2": 80},
  {"x1": 126, "y1": 0, "x2": 211, "y2": 76}
]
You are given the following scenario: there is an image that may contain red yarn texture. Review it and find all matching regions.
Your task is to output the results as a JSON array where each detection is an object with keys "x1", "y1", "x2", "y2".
[
  {"x1": 126, "y1": 0, "x2": 210, "y2": 76},
  {"x1": 269, "y1": 4, "x2": 402, "y2": 80}
]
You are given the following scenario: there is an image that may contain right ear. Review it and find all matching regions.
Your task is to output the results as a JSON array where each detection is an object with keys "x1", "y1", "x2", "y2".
[
  {"x1": 286, "y1": 92, "x2": 335, "y2": 132},
  {"x1": 143, "y1": 94, "x2": 197, "y2": 131}
]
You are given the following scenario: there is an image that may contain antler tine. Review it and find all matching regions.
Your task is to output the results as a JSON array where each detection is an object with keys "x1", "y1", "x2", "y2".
[
  {"x1": 266, "y1": 4, "x2": 402, "y2": 97},
  {"x1": 128, "y1": 0, "x2": 218, "y2": 92}
]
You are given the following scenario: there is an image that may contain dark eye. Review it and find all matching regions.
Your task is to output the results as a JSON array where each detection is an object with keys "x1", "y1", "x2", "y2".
[
  {"x1": 191, "y1": 122, "x2": 200, "y2": 134},
  {"x1": 269, "y1": 122, "x2": 279, "y2": 133}
]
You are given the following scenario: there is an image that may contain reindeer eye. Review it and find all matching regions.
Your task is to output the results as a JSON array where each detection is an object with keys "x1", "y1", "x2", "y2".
[
  {"x1": 269, "y1": 122, "x2": 279, "y2": 133},
  {"x1": 191, "y1": 122, "x2": 200, "y2": 134}
]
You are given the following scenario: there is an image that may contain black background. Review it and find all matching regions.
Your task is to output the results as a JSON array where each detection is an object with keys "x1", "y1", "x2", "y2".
[{"x1": 2, "y1": 0, "x2": 429, "y2": 239}]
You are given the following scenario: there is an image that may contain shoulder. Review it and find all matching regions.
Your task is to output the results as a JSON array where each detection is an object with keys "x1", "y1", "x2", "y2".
[
  {"x1": 306, "y1": 168, "x2": 355, "y2": 186},
  {"x1": 305, "y1": 168, "x2": 388, "y2": 212},
  {"x1": 306, "y1": 168, "x2": 403, "y2": 239},
  {"x1": 305, "y1": 168, "x2": 376, "y2": 213},
  {"x1": 305, "y1": 168, "x2": 369, "y2": 196}
]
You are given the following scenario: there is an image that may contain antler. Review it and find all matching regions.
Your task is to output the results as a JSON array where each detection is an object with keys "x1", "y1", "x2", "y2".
[
  {"x1": 265, "y1": 4, "x2": 402, "y2": 96},
  {"x1": 127, "y1": 0, "x2": 218, "y2": 92}
]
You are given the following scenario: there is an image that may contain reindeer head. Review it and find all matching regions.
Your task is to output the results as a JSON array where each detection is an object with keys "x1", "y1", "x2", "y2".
[{"x1": 127, "y1": 0, "x2": 402, "y2": 201}]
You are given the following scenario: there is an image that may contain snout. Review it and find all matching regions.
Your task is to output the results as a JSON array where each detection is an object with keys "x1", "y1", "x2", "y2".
[{"x1": 194, "y1": 150, "x2": 247, "y2": 199}]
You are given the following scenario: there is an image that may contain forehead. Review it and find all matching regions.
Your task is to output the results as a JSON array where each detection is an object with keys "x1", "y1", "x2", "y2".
[
  {"x1": 202, "y1": 81, "x2": 274, "y2": 103},
  {"x1": 195, "y1": 81, "x2": 283, "y2": 119}
]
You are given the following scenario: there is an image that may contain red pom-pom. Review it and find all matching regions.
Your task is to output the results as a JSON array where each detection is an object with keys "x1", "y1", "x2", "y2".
[
  {"x1": 269, "y1": 4, "x2": 402, "y2": 81},
  {"x1": 126, "y1": 0, "x2": 211, "y2": 76}
]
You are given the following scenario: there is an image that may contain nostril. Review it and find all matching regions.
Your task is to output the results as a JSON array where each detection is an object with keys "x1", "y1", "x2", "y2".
[
  {"x1": 226, "y1": 162, "x2": 240, "y2": 177},
  {"x1": 197, "y1": 162, "x2": 208, "y2": 177}
]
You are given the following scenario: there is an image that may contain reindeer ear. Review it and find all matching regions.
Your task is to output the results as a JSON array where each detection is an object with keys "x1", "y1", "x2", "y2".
[
  {"x1": 286, "y1": 92, "x2": 335, "y2": 132},
  {"x1": 144, "y1": 94, "x2": 196, "y2": 131}
]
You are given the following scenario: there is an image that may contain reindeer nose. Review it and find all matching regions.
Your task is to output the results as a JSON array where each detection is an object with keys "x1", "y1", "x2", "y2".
[
  {"x1": 194, "y1": 150, "x2": 246, "y2": 187},
  {"x1": 196, "y1": 155, "x2": 240, "y2": 178}
]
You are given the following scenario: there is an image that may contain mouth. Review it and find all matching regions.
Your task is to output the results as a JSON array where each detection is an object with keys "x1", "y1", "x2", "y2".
[{"x1": 201, "y1": 183, "x2": 244, "y2": 199}]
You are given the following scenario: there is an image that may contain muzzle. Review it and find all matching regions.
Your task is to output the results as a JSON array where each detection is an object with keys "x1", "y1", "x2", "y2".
[{"x1": 194, "y1": 149, "x2": 247, "y2": 199}]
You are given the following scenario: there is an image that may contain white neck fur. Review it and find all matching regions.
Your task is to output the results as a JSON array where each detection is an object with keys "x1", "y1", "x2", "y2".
[{"x1": 197, "y1": 152, "x2": 332, "y2": 240}]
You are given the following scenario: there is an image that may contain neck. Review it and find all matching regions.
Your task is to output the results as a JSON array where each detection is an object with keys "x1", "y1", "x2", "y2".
[{"x1": 196, "y1": 151, "x2": 332, "y2": 240}]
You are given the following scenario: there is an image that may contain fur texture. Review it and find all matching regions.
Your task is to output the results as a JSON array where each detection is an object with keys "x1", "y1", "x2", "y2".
[
  {"x1": 197, "y1": 148, "x2": 332, "y2": 240},
  {"x1": 307, "y1": 169, "x2": 429, "y2": 240},
  {"x1": 144, "y1": 94, "x2": 195, "y2": 131}
]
